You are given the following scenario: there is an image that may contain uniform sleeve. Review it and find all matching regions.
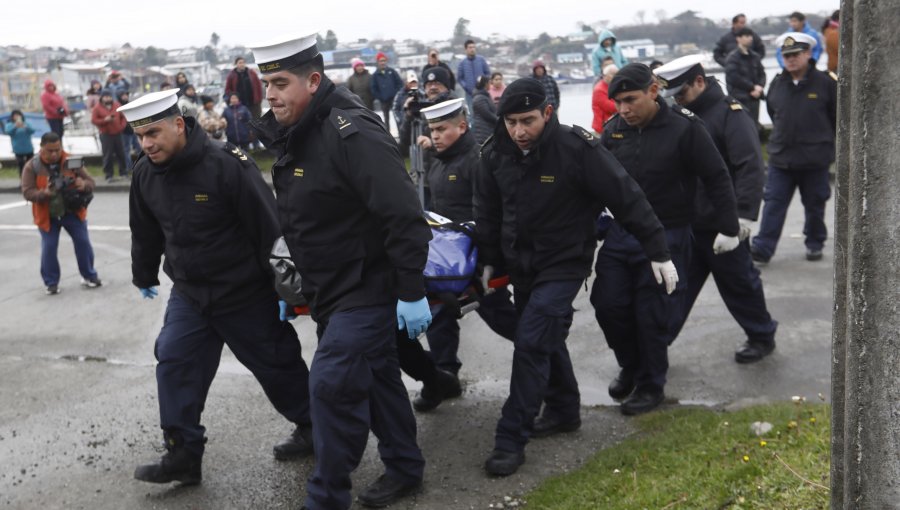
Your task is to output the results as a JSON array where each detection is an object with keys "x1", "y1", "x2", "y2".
[
  {"x1": 580, "y1": 145, "x2": 670, "y2": 261},
  {"x1": 339, "y1": 119, "x2": 431, "y2": 301},
  {"x1": 827, "y1": 74, "x2": 838, "y2": 133},
  {"x1": 473, "y1": 147, "x2": 504, "y2": 267},
  {"x1": 129, "y1": 174, "x2": 166, "y2": 289},
  {"x1": 225, "y1": 155, "x2": 283, "y2": 277},
  {"x1": 683, "y1": 122, "x2": 740, "y2": 236},
  {"x1": 723, "y1": 110, "x2": 765, "y2": 220}
]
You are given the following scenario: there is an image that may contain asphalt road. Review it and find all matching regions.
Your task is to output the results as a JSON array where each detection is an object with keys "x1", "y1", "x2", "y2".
[{"x1": 0, "y1": 190, "x2": 833, "y2": 509}]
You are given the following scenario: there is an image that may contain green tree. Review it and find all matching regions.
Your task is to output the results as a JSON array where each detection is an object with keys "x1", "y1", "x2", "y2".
[
  {"x1": 144, "y1": 46, "x2": 167, "y2": 66},
  {"x1": 453, "y1": 18, "x2": 471, "y2": 45},
  {"x1": 323, "y1": 30, "x2": 338, "y2": 51},
  {"x1": 197, "y1": 45, "x2": 218, "y2": 65}
]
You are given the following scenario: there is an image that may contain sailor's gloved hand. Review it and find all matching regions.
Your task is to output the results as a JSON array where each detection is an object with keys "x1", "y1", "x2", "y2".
[
  {"x1": 713, "y1": 233, "x2": 740, "y2": 254},
  {"x1": 138, "y1": 287, "x2": 158, "y2": 299},
  {"x1": 650, "y1": 260, "x2": 679, "y2": 295},
  {"x1": 397, "y1": 298, "x2": 432, "y2": 339},
  {"x1": 480, "y1": 264, "x2": 495, "y2": 296},
  {"x1": 738, "y1": 218, "x2": 755, "y2": 242},
  {"x1": 278, "y1": 300, "x2": 297, "y2": 322}
]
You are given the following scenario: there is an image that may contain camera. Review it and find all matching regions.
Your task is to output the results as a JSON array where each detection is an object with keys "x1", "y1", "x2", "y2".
[
  {"x1": 65, "y1": 157, "x2": 84, "y2": 170},
  {"x1": 406, "y1": 91, "x2": 436, "y2": 118}
]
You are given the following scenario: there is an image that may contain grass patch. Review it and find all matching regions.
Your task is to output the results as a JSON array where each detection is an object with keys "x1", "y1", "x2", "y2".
[{"x1": 525, "y1": 401, "x2": 829, "y2": 510}]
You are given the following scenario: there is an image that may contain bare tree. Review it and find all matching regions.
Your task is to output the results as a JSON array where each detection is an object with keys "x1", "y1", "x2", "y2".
[{"x1": 634, "y1": 10, "x2": 646, "y2": 25}]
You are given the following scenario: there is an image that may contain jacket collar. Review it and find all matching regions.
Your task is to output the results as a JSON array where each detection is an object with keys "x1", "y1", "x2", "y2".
[
  {"x1": 434, "y1": 129, "x2": 475, "y2": 162},
  {"x1": 147, "y1": 117, "x2": 206, "y2": 173},
  {"x1": 252, "y1": 75, "x2": 337, "y2": 152},
  {"x1": 491, "y1": 112, "x2": 560, "y2": 160},
  {"x1": 685, "y1": 77, "x2": 725, "y2": 115}
]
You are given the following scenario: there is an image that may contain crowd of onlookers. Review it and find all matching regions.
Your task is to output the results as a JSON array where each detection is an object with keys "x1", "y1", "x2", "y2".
[{"x1": 4, "y1": 9, "x2": 840, "y2": 180}]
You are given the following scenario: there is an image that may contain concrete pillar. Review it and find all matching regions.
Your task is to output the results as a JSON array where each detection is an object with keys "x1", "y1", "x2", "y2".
[{"x1": 833, "y1": 1, "x2": 900, "y2": 507}]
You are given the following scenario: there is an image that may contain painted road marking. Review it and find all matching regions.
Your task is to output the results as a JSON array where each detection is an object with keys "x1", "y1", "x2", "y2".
[{"x1": 0, "y1": 201, "x2": 27, "y2": 211}]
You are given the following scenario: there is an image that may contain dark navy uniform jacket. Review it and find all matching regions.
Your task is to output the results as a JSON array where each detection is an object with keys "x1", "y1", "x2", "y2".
[
  {"x1": 766, "y1": 61, "x2": 837, "y2": 170},
  {"x1": 684, "y1": 78, "x2": 765, "y2": 230},
  {"x1": 601, "y1": 98, "x2": 740, "y2": 237},
  {"x1": 426, "y1": 129, "x2": 477, "y2": 222},
  {"x1": 253, "y1": 77, "x2": 431, "y2": 322},
  {"x1": 475, "y1": 114, "x2": 669, "y2": 290},
  {"x1": 130, "y1": 118, "x2": 280, "y2": 314}
]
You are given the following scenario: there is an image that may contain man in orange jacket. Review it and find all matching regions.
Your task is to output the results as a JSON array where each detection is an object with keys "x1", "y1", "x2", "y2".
[
  {"x1": 21, "y1": 132, "x2": 101, "y2": 294},
  {"x1": 91, "y1": 89, "x2": 129, "y2": 182}
]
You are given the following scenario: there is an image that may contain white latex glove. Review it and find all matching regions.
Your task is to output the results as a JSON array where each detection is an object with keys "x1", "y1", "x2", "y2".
[
  {"x1": 713, "y1": 233, "x2": 740, "y2": 254},
  {"x1": 738, "y1": 218, "x2": 755, "y2": 241},
  {"x1": 650, "y1": 260, "x2": 679, "y2": 295},
  {"x1": 480, "y1": 264, "x2": 495, "y2": 295}
]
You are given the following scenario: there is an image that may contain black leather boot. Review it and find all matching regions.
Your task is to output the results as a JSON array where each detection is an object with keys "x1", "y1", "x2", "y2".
[
  {"x1": 134, "y1": 432, "x2": 202, "y2": 485},
  {"x1": 273, "y1": 424, "x2": 314, "y2": 460},
  {"x1": 413, "y1": 369, "x2": 461, "y2": 412}
]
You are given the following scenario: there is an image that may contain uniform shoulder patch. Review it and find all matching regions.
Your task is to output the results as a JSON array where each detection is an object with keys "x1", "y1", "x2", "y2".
[
  {"x1": 828, "y1": 71, "x2": 838, "y2": 81},
  {"x1": 329, "y1": 108, "x2": 359, "y2": 139},
  {"x1": 571, "y1": 124, "x2": 599, "y2": 146},
  {"x1": 727, "y1": 98, "x2": 744, "y2": 111},
  {"x1": 673, "y1": 105, "x2": 697, "y2": 119},
  {"x1": 221, "y1": 141, "x2": 250, "y2": 163}
]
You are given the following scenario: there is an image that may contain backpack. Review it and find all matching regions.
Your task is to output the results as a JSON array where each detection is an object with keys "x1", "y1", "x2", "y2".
[{"x1": 424, "y1": 212, "x2": 479, "y2": 295}]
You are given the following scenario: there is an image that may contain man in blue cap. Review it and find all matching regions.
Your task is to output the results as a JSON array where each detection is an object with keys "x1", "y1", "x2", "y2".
[
  {"x1": 476, "y1": 77, "x2": 670, "y2": 476},
  {"x1": 249, "y1": 33, "x2": 432, "y2": 509}
]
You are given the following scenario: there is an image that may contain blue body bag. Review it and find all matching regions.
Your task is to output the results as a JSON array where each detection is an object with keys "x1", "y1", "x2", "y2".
[{"x1": 424, "y1": 216, "x2": 479, "y2": 295}]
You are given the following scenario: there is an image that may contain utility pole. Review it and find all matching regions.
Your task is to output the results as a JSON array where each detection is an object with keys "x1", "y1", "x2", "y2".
[{"x1": 832, "y1": 1, "x2": 900, "y2": 507}]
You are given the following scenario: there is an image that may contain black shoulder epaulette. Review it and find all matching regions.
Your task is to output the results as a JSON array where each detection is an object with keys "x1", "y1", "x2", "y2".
[
  {"x1": 672, "y1": 105, "x2": 698, "y2": 120},
  {"x1": 329, "y1": 108, "x2": 359, "y2": 139},
  {"x1": 726, "y1": 97, "x2": 744, "y2": 111},
  {"x1": 221, "y1": 141, "x2": 250, "y2": 163},
  {"x1": 571, "y1": 124, "x2": 599, "y2": 146},
  {"x1": 828, "y1": 71, "x2": 838, "y2": 81}
]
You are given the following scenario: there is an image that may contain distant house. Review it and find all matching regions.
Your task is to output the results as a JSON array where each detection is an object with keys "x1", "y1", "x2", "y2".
[
  {"x1": 566, "y1": 31, "x2": 595, "y2": 43},
  {"x1": 54, "y1": 62, "x2": 108, "y2": 97},
  {"x1": 617, "y1": 39, "x2": 656, "y2": 60},
  {"x1": 557, "y1": 52, "x2": 584, "y2": 64},
  {"x1": 167, "y1": 48, "x2": 197, "y2": 64},
  {"x1": 162, "y1": 62, "x2": 214, "y2": 86}
]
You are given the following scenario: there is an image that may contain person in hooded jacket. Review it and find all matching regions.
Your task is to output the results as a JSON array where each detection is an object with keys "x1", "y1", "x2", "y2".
[
  {"x1": 531, "y1": 60, "x2": 560, "y2": 111},
  {"x1": 41, "y1": 80, "x2": 68, "y2": 142},
  {"x1": 222, "y1": 93, "x2": 252, "y2": 150},
  {"x1": 5, "y1": 110, "x2": 35, "y2": 176},
  {"x1": 591, "y1": 29, "x2": 628, "y2": 77}
]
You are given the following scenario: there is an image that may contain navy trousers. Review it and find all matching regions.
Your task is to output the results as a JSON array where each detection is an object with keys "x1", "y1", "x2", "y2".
[
  {"x1": 305, "y1": 304, "x2": 424, "y2": 510},
  {"x1": 154, "y1": 290, "x2": 310, "y2": 456},
  {"x1": 672, "y1": 230, "x2": 777, "y2": 344},
  {"x1": 494, "y1": 279, "x2": 583, "y2": 454},
  {"x1": 752, "y1": 164, "x2": 831, "y2": 259},
  {"x1": 591, "y1": 223, "x2": 692, "y2": 392},
  {"x1": 425, "y1": 287, "x2": 518, "y2": 374},
  {"x1": 39, "y1": 213, "x2": 98, "y2": 286}
]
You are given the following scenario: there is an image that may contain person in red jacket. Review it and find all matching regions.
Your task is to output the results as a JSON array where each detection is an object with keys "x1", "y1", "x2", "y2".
[
  {"x1": 41, "y1": 79, "x2": 69, "y2": 142},
  {"x1": 224, "y1": 56, "x2": 263, "y2": 119},
  {"x1": 91, "y1": 89, "x2": 129, "y2": 181},
  {"x1": 591, "y1": 64, "x2": 619, "y2": 132}
]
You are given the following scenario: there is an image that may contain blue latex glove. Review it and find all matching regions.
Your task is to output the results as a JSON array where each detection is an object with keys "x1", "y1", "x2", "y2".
[
  {"x1": 139, "y1": 287, "x2": 158, "y2": 299},
  {"x1": 397, "y1": 297, "x2": 432, "y2": 339},
  {"x1": 279, "y1": 300, "x2": 297, "y2": 322}
]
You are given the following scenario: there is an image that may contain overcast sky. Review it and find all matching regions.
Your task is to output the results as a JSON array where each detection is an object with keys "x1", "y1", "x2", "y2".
[{"x1": 6, "y1": 0, "x2": 838, "y2": 50}]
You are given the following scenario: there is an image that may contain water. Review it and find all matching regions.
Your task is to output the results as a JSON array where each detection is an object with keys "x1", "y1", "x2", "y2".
[{"x1": 557, "y1": 65, "x2": 785, "y2": 130}]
